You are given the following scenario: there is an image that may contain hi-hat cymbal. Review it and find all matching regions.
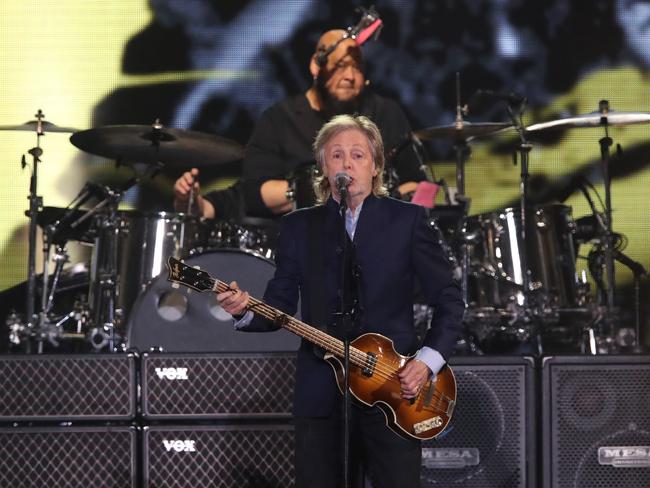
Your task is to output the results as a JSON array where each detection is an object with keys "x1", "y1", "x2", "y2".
[
  {"x1": 0, "y1": 120, "x2": 79, "y2": 133},
  {"x1": 70, "y1": 125, "x2": 244, "y2": 167},
  {"x1": 414, "y1": 122, "x2": 512, "y2": 141},
  {"x1": 526, "y1": 111, "x2": 650, "y2": 132}
]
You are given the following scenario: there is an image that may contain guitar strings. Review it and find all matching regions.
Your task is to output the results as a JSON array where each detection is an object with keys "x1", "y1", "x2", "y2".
[{"x1": 213, "y1": 278, "x2": 454, "y2": 410}]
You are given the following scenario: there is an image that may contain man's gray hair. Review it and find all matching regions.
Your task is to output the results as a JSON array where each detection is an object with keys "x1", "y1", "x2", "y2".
[{"x1": 312, "y1": 114, "x2": 388, "y2": 202}]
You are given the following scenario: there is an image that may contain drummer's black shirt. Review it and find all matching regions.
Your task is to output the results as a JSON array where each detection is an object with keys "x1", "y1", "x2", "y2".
[{"x1": 206, "y1": 92, "x2": 426, "y2": 218}]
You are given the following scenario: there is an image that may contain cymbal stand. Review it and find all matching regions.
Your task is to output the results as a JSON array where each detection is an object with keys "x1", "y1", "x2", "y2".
[
  {"x1": 451, "y1": 73, "x2": 473, "y2": 307},
  {"x1": 23, "y1": 110, "x2": 46, "y2": 353},
  {"x1": 596, "y1": 100, "x2": 618, "y2": 343},
  {"x1": 81, "y1": 146, "x2": 161, "y2": 351},
  {"x1": 505, "y1": 99, "x2": 538, "y2": 348}
]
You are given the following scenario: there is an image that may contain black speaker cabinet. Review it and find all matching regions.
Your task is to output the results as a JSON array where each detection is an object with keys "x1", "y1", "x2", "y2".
[
  {"x1": 0, "y1": 426, "x2": 137, "y2": 487},
  {"x1": 143, "y1": 424, "x2": 294, "y2": 487},
  {"x1": 542, "y1": 355, "x2": 650, "y2": 488},
  {"x1": 420, "y1": 356, "x2": 536, "y2": 487},
  {"x1": 141, "y1": 352, "x2": 296, "y2": 419},
  {"x1": 0, "y1": 353, "x2": 137, "y2": 421}
]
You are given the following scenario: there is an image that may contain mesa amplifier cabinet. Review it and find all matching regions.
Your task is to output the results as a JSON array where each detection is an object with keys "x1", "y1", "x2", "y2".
[
  {"x1": 143, "y1": 424, "x2": 294, "y2": 487},
  {"x1": 542, "y1": 355, "x2": 650, "y2": 488},
  {"x1": 0, "y1": 426, "x2": 137, "y2": 487},
  {"x1": 0, "y1": 353, "x2": 136, "y2": 421},
  {"x1": 142, "y1": 352, "x2": 296, "y2": 419},
  {"x1": 420, "y1": 356, "x2": 536, "y2": 488}
]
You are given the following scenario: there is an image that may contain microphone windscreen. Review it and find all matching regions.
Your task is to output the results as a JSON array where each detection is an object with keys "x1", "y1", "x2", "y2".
[{"x1": 356, "y1": 19, "x2": 382, "y2": 46}]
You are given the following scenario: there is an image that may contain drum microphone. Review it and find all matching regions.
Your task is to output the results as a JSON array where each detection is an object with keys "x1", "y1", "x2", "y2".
[{"x1": 335, "y1": 172, "x2": 352, "y2": 197}]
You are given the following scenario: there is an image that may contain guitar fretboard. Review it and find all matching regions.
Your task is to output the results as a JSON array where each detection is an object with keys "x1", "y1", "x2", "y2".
[{"x1": 212, "y1": 279, "x2": 370, "y2": 368}]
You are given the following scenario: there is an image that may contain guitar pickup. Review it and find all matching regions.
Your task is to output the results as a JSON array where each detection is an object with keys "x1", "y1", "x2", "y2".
[{"x1": 362, "y1": 352, "x2": 377, "y2": 377}]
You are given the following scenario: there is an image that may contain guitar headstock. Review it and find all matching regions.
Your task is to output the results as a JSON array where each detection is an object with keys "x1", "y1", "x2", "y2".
[{"x1": 166, "y1": 256, "x2": 214, "y2": 292}]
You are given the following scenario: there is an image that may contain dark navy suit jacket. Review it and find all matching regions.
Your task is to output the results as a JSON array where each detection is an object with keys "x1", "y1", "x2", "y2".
[{"x1": 244, "y1": 195, "x2": 464, "y2": 417}]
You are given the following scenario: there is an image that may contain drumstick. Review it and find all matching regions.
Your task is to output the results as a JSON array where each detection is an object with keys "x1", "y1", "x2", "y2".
[
  {"x1": 180, "y1": 172, "x2": 196, "y2": 251},
  {"x1": 186, "y1": 172, "x2": 196, "y2": 216}
]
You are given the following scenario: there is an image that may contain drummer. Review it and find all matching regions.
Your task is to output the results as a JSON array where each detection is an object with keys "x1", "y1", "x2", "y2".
[{"x1": 173, "y1": 28, "x2": 428, "y2": 219}]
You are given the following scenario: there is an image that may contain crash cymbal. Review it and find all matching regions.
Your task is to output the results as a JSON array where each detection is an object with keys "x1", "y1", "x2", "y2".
[
  {"x1": 526, "y1": 111, "x2": 650, "y2": 132},
  {"x1": 414, "y1": 122, "x2": 512, "y2": 141},
  {"x1": 0, "y1": 120, "x2": 79, "y2": 133},
  {"x1": 70, "y1": 124, "x2": 244, "y2": 167}
]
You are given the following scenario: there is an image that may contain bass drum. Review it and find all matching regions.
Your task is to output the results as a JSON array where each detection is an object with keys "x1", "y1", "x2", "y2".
[{"x1": 126, "y1": 250, "x2": 300, "y2": 352}]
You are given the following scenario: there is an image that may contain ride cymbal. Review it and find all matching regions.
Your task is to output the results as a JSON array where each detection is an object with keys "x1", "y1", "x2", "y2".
[
  {"x1": 415, "y1": 122, "x2": 512, "y2": 141},
  {"x1": 70, "y1": 124, "x2": 244, "y2": 167},
  {"x1": 526, "y1": 111, "x2": 650, "y2": 132},
  {"x1": 0, "y1": 120, "x2": 79, "y2": 134}
]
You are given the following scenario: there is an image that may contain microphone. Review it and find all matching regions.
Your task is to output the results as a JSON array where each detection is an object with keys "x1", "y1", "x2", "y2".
[
  {"x1": 316, "y1": 6, "x2": 382, "y2": 67},
  {"x1": 355, "y1": 18, "x2": 383, "y2": 46},
  {"x1": 335, "y1": 172, "x2": 352, "y2": 197},
  {"x1": 474, "y1": 89, "x2": 527, "y2": 106}
]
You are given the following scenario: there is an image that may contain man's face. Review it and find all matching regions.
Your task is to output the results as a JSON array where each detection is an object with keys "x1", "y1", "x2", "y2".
[
  {"x1": 322, "y1": 128, "x2": 377, "y2": 201},
  {"x1": 318, "y1": 39, "x2": 365, "y2": 103}
]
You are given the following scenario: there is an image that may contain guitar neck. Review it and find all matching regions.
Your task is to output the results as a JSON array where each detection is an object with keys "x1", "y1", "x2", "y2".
[{"x1": 211, "y1": 279, "x2": 367, "y2": 367}]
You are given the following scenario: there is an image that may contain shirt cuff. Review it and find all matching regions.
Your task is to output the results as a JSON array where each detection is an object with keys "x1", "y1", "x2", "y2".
[
  {"x1": 233, "y1": 310, "x2": 254, "y2": 329},
  {"x1": 415, "y1": 346, "x2": 446, "y2": 376}
]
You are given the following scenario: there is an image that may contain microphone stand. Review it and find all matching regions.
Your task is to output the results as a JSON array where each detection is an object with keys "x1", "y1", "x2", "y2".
[{"x1": 336, "y1": 189, "x2": 353, "y2": 488}]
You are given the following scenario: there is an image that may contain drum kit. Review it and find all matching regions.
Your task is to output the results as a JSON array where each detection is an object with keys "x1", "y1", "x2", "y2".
[
  {"x1": 415, "y1": 90, "x2": 649, "y2": 355},
  {"x1": 2, "y1": 97, "x2": 648, "y2": 355},
  {"x1": 2, "y1": 111, "x2": 282, "y2": 353}
]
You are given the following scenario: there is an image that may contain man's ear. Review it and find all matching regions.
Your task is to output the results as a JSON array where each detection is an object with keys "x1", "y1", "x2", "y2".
[{"x1": 309, "y1": 55, "x2": 321, "y2": 79}]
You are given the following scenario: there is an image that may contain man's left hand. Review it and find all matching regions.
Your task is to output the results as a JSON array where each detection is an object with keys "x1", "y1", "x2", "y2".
[{"x1": 398, "y1": 359, "x2": 431, "y2": 399}]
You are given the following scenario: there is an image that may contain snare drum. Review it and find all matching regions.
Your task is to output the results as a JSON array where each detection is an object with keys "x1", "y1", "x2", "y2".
[
  {"x1": 465, "y1": 204, "x2": 579, "y2": 312},
  {"x1": 89, "y1": 211, "x2": 204, "y2": 322}
]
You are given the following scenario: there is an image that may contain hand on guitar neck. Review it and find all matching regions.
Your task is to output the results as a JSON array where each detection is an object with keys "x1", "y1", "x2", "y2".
[{"x1": 217, "y1": 280, "x2": 250, "y2": 318}]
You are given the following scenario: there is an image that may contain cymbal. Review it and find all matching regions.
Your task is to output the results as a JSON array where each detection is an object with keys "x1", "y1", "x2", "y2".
[
  {"x1": 526, "y1": 111, "x2": 650, "y2": 132},
  {"x1": 414, "y1": 122, "x2": 512, "y2": 141},
  {"x1": 70, "y1": 125, "x2": 244, "y2": 167},
  {"x1": 0, "y1": 120, "x2": 79, "y2": 133}
]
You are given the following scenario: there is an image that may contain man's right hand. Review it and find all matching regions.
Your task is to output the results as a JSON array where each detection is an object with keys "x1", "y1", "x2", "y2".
[{"x1": 173, "y1": 168, "x2": 215, "y2": 218}]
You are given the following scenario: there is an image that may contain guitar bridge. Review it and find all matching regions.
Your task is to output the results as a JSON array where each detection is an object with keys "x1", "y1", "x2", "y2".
[{"x1": 362, "y1": 352, "x2": 377, "y2": 377}]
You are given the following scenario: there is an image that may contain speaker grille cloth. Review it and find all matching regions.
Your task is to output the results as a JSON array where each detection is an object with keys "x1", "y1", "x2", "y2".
[
  {"x1": 0, "y1": 355, "x2": 135, "y2": 420},
  {"x1": 144, "y1": 353, "x2": 296, "y2": 417},
  {"x1": 144, "y1": 425, "x2": 294, "y2": 487},
  {"x1": 421, "y1": 365, "x2": 528, "y2": 487},
  {"x1": 0, "y1": 427, "x2": 136, "y2": 487},
  {"x1": 551, "y1": 363, "x2": 650, "y2": 487}
]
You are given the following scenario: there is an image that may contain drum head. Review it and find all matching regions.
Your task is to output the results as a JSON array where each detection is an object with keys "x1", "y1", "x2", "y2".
[{"x1": 126, "y1": 250, "x2": 300, "y2": 352}]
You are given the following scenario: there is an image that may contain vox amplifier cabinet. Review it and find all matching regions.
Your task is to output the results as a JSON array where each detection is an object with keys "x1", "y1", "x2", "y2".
[
  {"x1": 0, "y1": 353, "x2": 136, "y2": 421},
  {"x1": 141, "y1": 352, "x2": 296, "y2": 419},
  {"x1": 142, "y1": 424, "x2": 294, "y2": 487},
  {"x1": 0, "y1": 426, "x2": 137, "y2": 487}
]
